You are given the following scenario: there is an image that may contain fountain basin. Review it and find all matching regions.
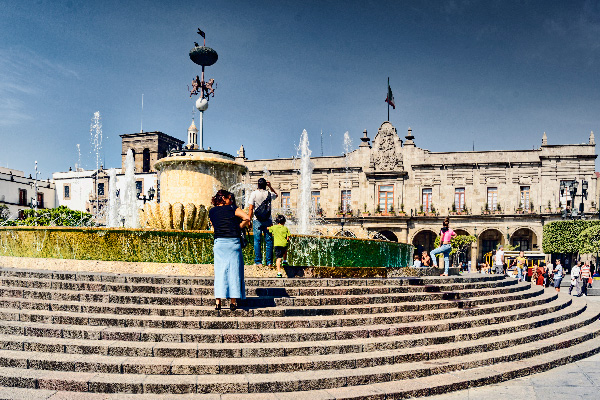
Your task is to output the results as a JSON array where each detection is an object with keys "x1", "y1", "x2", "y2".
[
  {"x1": 0, "y1": 227, "x2": 413, "y2": 274},
  {"x1": 155, "y1": 150, "x2": 247, "y2": 208}
]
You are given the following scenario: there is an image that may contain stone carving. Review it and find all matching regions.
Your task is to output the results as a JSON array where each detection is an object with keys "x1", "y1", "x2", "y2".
[
  {"x1": 371, "y1": 123, "x2": 402, "y2": 171},
  {"x1": 189, "y1": 75, "x2": 201, "y2": 97},
  {"x1": 189, "y1": 75, "x2": 216, "y2": 99},
  {"x1": 139, "y1": 202, "x2": 209, "y2": 230}
]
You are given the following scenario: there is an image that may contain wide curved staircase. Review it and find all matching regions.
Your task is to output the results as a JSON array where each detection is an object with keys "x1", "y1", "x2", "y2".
[{"x1": 0, "y1": 267, "x2": 598, "y2": 399}]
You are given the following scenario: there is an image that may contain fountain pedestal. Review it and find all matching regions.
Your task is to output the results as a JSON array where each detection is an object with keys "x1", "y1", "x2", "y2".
[{"x1": 139, "y1": 150, "x2": 247, "y2": 230}]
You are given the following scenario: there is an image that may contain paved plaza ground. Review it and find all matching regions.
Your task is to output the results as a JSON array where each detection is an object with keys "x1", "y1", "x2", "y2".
[{"x1": 425, "y1": 295, "x2": 600, "y2": 400}]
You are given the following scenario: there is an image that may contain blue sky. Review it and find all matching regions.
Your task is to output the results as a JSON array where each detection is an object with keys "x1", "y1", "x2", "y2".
[{"x1": 1, "y1": 0, "x2": 600, "y2": 178}]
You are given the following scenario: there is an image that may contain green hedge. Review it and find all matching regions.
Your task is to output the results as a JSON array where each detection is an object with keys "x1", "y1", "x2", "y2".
[
  {"x1": 542, "y1": 220, "x2": 600, "y2": 254},
  {"x1": 0, "y1": 227, "x2": 413, "y2": 268},
  {"x1": 0, "y1": 206, "x2": 93, "y2": 227}
]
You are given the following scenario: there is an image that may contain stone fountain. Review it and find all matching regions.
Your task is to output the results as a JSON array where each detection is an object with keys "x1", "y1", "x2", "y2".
[{"x1": 138, "y1": 29, "x2": 247, "y2": 230}]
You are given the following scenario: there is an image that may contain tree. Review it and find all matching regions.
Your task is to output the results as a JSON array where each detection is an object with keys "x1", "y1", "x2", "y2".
[
  {"x1": 11, "y1": 206, "x2": 94, "y2": 227},
  {"x1": 0, "y1": 205, "x2": 9, "y2": 221},
  {"x1": 577, "y1": 224, "x2": 600, "y2": 254},
  {"x1": 433, "y1": 234, "x2": 477, "y2": 265},
  {"x1": 542, "y1": 220, "x2": 600, "y2": 254}
]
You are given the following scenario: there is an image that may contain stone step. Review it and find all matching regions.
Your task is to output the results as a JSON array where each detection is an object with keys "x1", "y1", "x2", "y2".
[
  {"x1": 0, "y1": 282, "x2": 530, "y2": 315},
  {"x1": 0, "y1": 286, "x2": 549, "y2": 332},
  {"x1": 0, "y1": 297, "x2": 593, "y2": 376},
  {"x1": 0, "y1": 267, "x2": 505, "y2": 287},
  {"x1": 0, "y1": 292, "x2": 570, "y2": 355},
  {"x1": 0, "y1": 315, "x2": 597, "y2": 395},
  {"x1": 0, "y1": 274, "x2": 516, "y2": 296},
  {"x1": 1, "y1": 329, "x2": 599, "y2": 400}
]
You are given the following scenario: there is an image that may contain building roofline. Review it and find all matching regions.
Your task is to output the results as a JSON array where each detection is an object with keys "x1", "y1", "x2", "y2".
[{"x1": 119, "y1": 131, "x2": 184, "y2": 144}]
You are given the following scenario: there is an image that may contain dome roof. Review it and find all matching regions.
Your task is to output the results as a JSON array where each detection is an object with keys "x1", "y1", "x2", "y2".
[{"x1": 188, "y1": 119, "x2": 198, "y2": 132}]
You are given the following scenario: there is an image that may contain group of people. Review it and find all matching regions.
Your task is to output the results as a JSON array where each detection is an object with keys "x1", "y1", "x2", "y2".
[
  {"x1": 208, "y1": 178, "x2": 290, "y2": 311},
  {"x1": 210, "y1": 187, "x2": 597, "y2": 309},
  {"x1": 567, "y1": 260, "x2": 593, "y2": 297}
]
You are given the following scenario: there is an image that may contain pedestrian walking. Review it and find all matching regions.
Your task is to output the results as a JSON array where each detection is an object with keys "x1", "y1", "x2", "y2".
[
  {"x1": 581, "y1": 262, "x2": 591, "y2": 297},
  {"x1": 535, "y1": 263, "x2": 545, "y2": 286},
  {"x1": 514, "y1": 251, "x2": 527, "y2": 282},
  {"x1": 553, "y1": 259, "x2": 564, "y2": 293},
  {"x1": 569, "y1": 262, "x2": 582, "y2": 296}
]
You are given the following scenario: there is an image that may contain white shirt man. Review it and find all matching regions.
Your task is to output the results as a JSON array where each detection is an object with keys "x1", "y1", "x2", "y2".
[
  {"x1": 570, "y1": 263, "x2": 582, "y2": 296},
  {"x1": 247, "y1": 178, "x2": 278, "y2": 266},
  {"x1": 494, "y1": 247, "x2": 505, "y2": 275}
]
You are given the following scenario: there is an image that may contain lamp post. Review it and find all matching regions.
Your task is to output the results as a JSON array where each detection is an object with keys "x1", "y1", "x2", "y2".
[
  {"x1": 148, "y1": 187, "x2": 155, "y2": 201},
  {"x1": 561, "y1": 179, "x2": 588, "y2": 219}
]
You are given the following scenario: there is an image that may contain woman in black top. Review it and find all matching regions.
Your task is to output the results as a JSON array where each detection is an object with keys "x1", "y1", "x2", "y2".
[{"x1": 208, "y1": 190, "x2": 250, "y2": 310}]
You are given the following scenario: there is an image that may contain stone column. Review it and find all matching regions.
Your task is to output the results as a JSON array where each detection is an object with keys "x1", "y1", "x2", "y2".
[
  {"x1": 471, "y1": 241, "x2": 478, "y2": 270},
  {"x1": 399, "y1": 227, "x2": 408, "y2": 244}
]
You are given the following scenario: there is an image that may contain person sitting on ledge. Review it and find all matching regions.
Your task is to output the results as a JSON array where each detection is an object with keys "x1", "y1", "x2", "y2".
[
  {"x1": 412, "y1": 254, "x2": 422, "y2": 268},
  {"x1": 421, "y1": 251, "x2": 432, "y2": 267},
  {"x1": 430, "y1": 217, "x2": 456, "y2": 276}
]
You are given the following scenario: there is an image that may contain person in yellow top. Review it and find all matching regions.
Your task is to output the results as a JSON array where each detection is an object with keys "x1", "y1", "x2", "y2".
[
  {"x1": 268, "y1": 215, "x2": 290, "y2": 278},
  {"x1": 514, "y1": 251, "x2": 527, "y2": 282}
]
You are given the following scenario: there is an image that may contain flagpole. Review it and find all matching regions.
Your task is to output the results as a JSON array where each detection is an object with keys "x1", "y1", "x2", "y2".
[{"x1": 387, "y1": 77, "x2": 390, "y2": 121}]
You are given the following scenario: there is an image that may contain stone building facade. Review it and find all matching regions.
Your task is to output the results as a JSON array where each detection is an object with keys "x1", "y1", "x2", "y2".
[
  {"x1": 120, "y1": 131, "x2": 184, "y2": 173},
  {"x1": 0, "y1": 167, "x2": 56, "y2": 220},
  {"x1": 237, "y1": 121, "x2": 598, "y2": 265}
]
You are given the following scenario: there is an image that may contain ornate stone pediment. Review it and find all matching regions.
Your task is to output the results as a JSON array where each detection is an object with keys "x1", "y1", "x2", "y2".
[{"x1": 370, "y1": 122, "x2": 403, "y2": 172}]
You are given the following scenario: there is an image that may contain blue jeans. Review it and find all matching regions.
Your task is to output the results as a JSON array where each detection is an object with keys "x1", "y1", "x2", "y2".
[
  {"x1": 253, "y1": 219, "x2": 274, "y2": 266},
  {"x1": 431, "y1": 244, "x2": 452, "y2": 274},
  {"x1": 517, "y1": 267, "x2": 523, "y2": 281}
]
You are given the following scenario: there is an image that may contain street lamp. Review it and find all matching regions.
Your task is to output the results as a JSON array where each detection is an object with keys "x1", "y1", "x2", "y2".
[
  {"x1": 561, "y1": 179, "x2": 588, "y2": 219},
  {"x1": 148, "y1": 187, "x2": 156, "y2": 201}
]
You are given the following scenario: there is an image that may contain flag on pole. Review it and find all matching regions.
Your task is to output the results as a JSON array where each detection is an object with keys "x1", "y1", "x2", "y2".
[
  {"x1": 197, "y1": 28, "x2": 206, "y2": 38},
  {"x1": 385, "y1": 80, "x2": 395, "y2": 109}
]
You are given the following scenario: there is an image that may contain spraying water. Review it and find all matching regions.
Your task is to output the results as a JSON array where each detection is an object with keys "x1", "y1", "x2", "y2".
[
  {"x1": 342, "y1": 131, "x2": 353, "y2": 213},
  {"x1": 90, "y1": 112, "x2": 103, "y2": 170},
  {"x1": 262, "y1": 165, "x2": 272, "y2": 178},
  {"x1": 228, "y1": 182, "x2": 254, "y2": 209},
  {"x1": 89, "y1": 112, "x2": 103, "y2": 221},
  {"x1": 297, "y1": 130, "x2": 314, "y2": 235},
  {"x1": 76, "y1": 144, "x2": 81, "y2": 171},
  {"x1": 119, "y1": 150, "x2": 140, "y2": 228},
  {"x1": 106, "y1": 169, "x2": 120, "y2": 227}
]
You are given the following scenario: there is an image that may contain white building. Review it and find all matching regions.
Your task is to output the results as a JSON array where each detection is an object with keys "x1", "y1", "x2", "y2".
[
  {"x1": 0, "y1": 167, "x2": 56, "y2": 220},
  {"x1": 53, "y1": 167, "x2": 157, "y2": 225}
]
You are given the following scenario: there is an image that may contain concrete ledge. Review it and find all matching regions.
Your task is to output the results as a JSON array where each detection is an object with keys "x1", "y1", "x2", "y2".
[{"x1": 0, "y1": 256, "x2": 460, "y2": 278}]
